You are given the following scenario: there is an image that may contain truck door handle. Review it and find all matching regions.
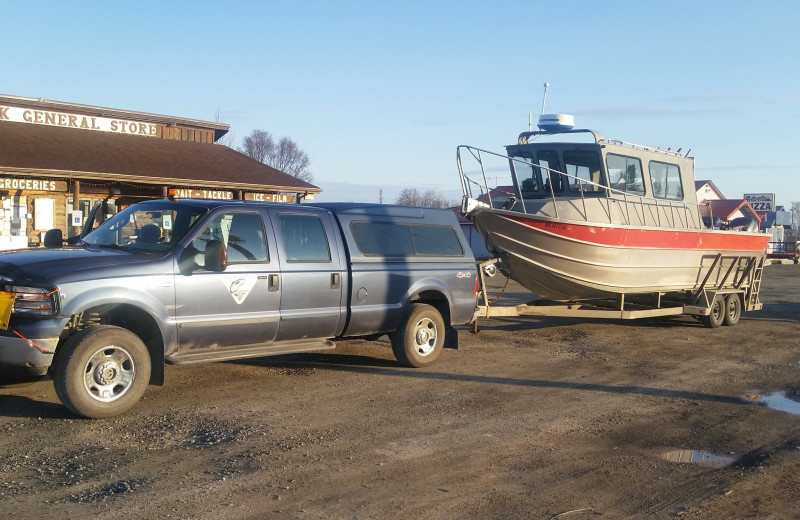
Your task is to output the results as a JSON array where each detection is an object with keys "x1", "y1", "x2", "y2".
[
  {"x1": 268, "y1": 274, "x2": 280, "y2": 292},
  {"x1": 331, "y1": 273, "x2": 340, "y2": 289}
]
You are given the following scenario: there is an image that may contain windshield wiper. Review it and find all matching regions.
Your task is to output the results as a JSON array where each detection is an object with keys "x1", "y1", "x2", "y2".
[{"x1": 85, "y1": 242, "x2": 132, "y2": 250}]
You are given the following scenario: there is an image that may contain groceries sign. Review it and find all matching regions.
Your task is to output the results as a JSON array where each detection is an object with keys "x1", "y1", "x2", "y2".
[{"x1": 0, "y1": 104, "x2": 157, "y2": 137}]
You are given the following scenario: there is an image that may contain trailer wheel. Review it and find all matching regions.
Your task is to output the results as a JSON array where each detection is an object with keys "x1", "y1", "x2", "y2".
[
  {"x1": 54, "y1": 326, "x2": 151, "y2": 419},
  {"x1": 391, "y1": 303, "x2": 444, "y2": 368},
  {"x1": 702, "y1": 294, "x2": 725, "y2": 329},
  {"x1": 723, "y1": 294, "x2": 741, "y2": 326}
]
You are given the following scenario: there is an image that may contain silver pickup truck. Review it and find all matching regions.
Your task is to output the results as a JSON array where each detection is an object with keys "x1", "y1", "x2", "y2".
[{"x1": 0, "y1": 199, "x2": 477, "y2": 418}]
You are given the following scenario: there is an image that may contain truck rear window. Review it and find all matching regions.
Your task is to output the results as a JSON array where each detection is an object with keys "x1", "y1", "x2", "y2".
[{"x1": 350, "y1": 222, "x2": 464, "y2": 257}]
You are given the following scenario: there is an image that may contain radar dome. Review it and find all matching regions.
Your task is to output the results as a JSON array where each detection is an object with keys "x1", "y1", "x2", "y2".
[{"x1": 537, "y1": 114, "x2": 575, "y2": 131}]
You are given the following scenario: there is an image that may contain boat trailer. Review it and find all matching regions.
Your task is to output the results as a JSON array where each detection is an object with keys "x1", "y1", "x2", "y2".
[{"x1": 473, "y1": 253, "x2": 766, "y2": 330}]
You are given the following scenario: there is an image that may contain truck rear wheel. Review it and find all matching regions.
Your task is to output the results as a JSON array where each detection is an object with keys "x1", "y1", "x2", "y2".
[
  {"x1": 702, "y1": 294, "x2": 725, "y2": 329},
  {"x1": 723, "y1": 294, "x2": 741, "y2": 326},
  {"x1": 391, "y1": 303, "x2": 445, "y2": 368},
  {"x1": 53, "y1": 325, "x2": 151, "y2": 419}
]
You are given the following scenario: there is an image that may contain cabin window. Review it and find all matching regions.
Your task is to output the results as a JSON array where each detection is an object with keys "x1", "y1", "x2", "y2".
[
  {"x1": 350, "y1": 222, "x2": 464, "y2": 257},
  {"x1": 511, "y1": 155, "x2": 540, "y2": 195},
  {"x1": 649, "y1": 161, "x2": 684, "y2": 200},
  {"x1": 564, "y1": 150, "x2": 604, "y2": 193},
  {"x1": 537, "y1": 150, "x2": 563, "y2": 194},
  {"x1": 278, "y1": 214, "x2": 332, "y2": 262},
  {"x1": 606, "y1": 154, "x2": 645, "y2": 196}
]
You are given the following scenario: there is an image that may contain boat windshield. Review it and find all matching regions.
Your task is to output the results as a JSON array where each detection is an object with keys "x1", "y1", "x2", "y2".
[
  {"x1": 510, "y1": 147, "x2": 605, "y2": 197},
  {"x1": 83, "y1": 202, "x2": 208, "y2": 251}
]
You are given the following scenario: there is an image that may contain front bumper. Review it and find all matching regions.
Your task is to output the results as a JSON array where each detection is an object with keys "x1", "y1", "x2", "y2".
[{"x1": 0, "y1": 331, "x2": 59, "y2": 370}]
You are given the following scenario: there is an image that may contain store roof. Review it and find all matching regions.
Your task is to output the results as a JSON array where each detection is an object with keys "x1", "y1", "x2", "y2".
[{"x1": 0, "y1": 122, "x2": 319, "y2": 193}]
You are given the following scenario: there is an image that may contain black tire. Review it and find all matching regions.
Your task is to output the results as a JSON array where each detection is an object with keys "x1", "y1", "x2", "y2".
[
  {"x1": 702, "y1": 294, "x2": 726, "y2": 329},
  {"x1": 53, "y1": 326, "x2": 151, "y2": 419},
  {"x1": 723, "y1": 294, "x2": 741, "y2": 326},
  {"x1": 391, "y1": 303, "x2": 445, "y2": 368}
]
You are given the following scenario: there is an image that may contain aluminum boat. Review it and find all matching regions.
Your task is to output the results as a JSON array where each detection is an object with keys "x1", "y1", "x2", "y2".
[{"x1": 458, "y1": 120, "x2": 769, "y2": 303}]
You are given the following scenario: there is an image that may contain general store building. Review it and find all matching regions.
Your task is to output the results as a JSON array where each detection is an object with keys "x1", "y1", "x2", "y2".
[{"x1": 0, "y1": 94, "x2": 320, "y2": 249}]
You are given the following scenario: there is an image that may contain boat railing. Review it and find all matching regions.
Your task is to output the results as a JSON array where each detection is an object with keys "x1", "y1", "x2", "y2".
[{"x1": 457, "y1": 145, "x2": 708, "y2": 229}]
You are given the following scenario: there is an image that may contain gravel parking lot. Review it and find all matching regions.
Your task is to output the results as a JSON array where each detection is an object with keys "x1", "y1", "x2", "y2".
[{"x1": 1, "y1": 264, "x2": 799, "y2": 519}]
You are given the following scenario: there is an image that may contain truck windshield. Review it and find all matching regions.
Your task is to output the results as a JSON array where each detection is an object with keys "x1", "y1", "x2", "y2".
[{"x1": 83, "y1": 203, "x2": 207, "y2": 251}]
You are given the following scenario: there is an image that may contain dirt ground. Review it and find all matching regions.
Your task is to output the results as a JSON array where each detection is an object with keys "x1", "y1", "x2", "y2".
[{"x1": 1, "y1": 264, "x2": 799, "y2": 519}]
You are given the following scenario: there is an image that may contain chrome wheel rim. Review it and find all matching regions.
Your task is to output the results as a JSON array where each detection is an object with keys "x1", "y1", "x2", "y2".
[
  {"x1": 413, "y1": 317, "x2": 438, "y2": 356},
  {"x1": 83, "y1": 346, "x2": 136, "y2": 402}
]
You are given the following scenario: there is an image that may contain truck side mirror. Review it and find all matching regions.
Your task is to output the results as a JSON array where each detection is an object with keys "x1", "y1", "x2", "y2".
[
  {"x1": 204, "y1": 239, "x2": 228, "y2": 272},
  {"x1": 43, "y1": 228, "x2": 63, "y2": 248}
]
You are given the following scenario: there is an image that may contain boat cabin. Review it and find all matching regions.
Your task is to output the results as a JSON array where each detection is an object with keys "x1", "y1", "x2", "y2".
[
  {"x1": 505, "y1": 128, "x2": 697, "y2": 206},
  {"x1": 451, "y1": 127, "x2": 705, "y2": 230}
]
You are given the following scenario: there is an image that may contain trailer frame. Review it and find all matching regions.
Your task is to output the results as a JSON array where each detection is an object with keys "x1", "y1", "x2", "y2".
[{"x1": 473, "y1": 253, "x2": 766, "y2": 329}]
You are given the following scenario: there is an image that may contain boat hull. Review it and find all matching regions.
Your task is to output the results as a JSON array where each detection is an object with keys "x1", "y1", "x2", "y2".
[{"x1": 471, "y1": 209, "x2": 770, "y2": 301}]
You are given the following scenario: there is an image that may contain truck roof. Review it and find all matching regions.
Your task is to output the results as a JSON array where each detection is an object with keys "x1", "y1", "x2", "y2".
[{"x1": 158, "y1": 198, "x2": 451, "y2": 221}]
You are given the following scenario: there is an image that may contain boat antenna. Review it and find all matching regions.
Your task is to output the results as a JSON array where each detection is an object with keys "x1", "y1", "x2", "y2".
[
  {"x1": 528, "y1": 112, "x2": 532, "y2": 131},
  {"x1": 541, "y1": 82, "x2": 550, "y2": 114}
]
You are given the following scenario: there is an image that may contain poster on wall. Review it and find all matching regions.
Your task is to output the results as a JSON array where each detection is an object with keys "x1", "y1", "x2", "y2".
[{"x1": 34, "y1": 198, "x2": 55, "y2": 231}]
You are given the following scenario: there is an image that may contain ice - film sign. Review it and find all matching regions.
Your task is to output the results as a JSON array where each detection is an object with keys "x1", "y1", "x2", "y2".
[{"x1": 744, "y1": 193, "x2": 775, "y2": 212}]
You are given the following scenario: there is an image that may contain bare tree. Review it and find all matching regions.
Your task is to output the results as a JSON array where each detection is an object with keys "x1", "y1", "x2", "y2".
[
  {"x1": 395, "y1": 188, "x2": 453, "y2": 208},
  {"x1": 239, "y1": 130, "x2": 313, "y2": 183},
  {"x1": 272, "y1": 137, "x2": 312, "y2": 183},
  {"x1": 212, "y1": 109, "x2": 236, "y2": 149},
  {"x1": 240, "y1": 129, "x2": 275, "y2": 164}
]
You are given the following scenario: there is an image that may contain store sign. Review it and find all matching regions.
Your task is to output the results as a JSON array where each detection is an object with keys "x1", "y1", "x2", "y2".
[
  {"x1": 244, "y1": 193, "x2": 294, "y2": 203},
  {"x1": 0, "y1": 177, "x2": 68, "y2": 192},
  {"x1": 168, "y1": 188, "x2": 234, "y2": 200},
  {"x1": 0, "y1": 105, "x2": 158, "y2": 137},
  {"x1": 743, "y1": 193, "x2": 775, "y2": 212}
]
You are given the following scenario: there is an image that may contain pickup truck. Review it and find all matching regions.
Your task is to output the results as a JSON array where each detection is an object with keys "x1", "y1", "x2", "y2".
[{"x1": 0, "y1": 198, "x2": 477, "y2": 418}]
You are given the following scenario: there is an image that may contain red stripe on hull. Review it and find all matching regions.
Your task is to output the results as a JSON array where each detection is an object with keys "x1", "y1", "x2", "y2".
[{"x1": 506, "y1": 215, "x2": 769, "y2": 252}]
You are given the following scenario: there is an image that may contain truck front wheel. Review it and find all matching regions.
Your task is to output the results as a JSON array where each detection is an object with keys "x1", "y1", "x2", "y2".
[
  {"x1": 391, "y1": 303, "x2": 445, "y2": 368},
  {"x1": 53, "y1": 325, "x2": 151, "y2": 419}
]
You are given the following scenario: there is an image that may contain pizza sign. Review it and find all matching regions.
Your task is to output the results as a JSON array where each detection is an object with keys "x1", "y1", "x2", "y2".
[{"x1": 744, "y1": 193, "x2": 775, "y2": 212}]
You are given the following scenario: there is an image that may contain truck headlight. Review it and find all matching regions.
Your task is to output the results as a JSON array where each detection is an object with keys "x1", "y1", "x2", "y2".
[{"x1": 6, "y1": 286, "x2": 59, "y2": 315}]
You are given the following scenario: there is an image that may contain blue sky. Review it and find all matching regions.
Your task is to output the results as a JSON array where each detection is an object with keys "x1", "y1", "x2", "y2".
[{"x1": 3, "y1": 0, "x2": 798, "y2": 207}]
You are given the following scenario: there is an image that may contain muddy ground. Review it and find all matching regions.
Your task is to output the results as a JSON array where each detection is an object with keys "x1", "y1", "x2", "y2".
[{"x1": 1, "y1": 264, "x2": 799, "y2": 519}]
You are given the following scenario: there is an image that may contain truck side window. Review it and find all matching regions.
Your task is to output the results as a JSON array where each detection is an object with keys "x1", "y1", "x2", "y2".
[
  {"x1": 192, "y1": 212, "x2": 268, "y2": 265},
  {"x1": 350, "y1": 222, "x2": 464, "y2": 257},
  {"x1": 278, "y1": 214, "x2": 331, "y2": 262}
]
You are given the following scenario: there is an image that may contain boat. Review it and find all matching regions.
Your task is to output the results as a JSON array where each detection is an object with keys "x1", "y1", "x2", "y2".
[{"x1": 457, "y1": 116, "x2": 770, "y2": 309}]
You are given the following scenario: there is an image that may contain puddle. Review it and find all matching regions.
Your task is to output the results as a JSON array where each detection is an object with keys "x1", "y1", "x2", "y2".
[
  {"x1": 744, "y1": 391, "x2": 800, "y2": 415},
  {"x1": 759, "y1": 392, "x2": 800, "y2": 415},
  {"x1": 661, "y1": 449, "x2": 737, "y2": 466}
]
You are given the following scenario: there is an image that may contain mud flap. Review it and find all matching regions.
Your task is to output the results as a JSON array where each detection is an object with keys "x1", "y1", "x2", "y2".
[{"x1": 444, "y1": 325, "x2": 458, "y2": 349}]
